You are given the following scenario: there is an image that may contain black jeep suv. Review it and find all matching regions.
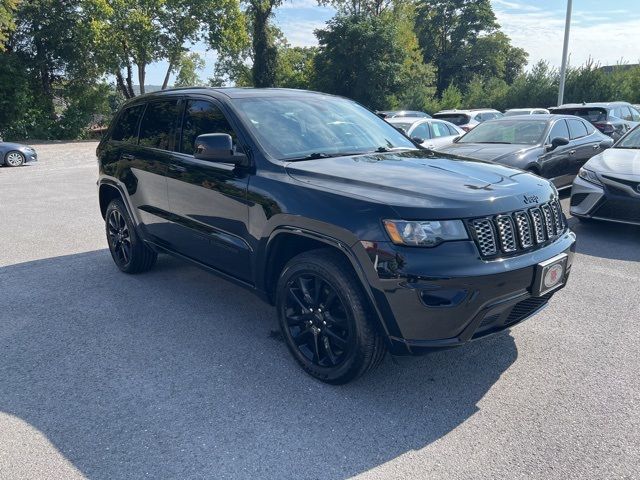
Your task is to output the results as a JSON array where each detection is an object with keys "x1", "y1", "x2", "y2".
[{"x1": 97, "y1": 88, "x2": 576, "y2": 384}]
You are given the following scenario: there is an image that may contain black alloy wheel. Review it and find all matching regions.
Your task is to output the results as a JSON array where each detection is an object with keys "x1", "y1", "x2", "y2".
[
  {"x1": 284, "y1": 273, "x2": 353, "y2": 368},
  {"x1": 277, "y1": 249, "x2": 386, "y2": 384},
  {"x1": 107, "y1": 208, "x2": 132, "y2": 266},
  {"x1": 105, "y1": 198, "x2": 157, "y2": 273}
]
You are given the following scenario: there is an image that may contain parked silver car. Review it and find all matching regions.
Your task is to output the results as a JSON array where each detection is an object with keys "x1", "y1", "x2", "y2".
[
  {"x1": 504, "y1": 108, "x2": 550, "y2": 116},
  {"x1": 0, "y1": 140, "x2": 37, "y2": 167},
  {"x1": 432, "y1": 108, "x2": 503, "y2": 132},
  {"x1": 387, "y1": 117, "x2": 464, "y2": 149},
  {"x1": 570, "y1": 124, "x2": 640, "y2": 225}
]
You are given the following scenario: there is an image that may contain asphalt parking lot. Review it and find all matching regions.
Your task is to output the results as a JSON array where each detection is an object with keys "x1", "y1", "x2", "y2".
[{"x1": 1, "y1": 142, "x2": 639, "y2": 479}]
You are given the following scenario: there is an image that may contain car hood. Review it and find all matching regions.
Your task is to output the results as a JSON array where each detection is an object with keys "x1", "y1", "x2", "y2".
[
  {"x1": 585, "y1": 148, "x2": 640, "y2": 176},
  {"x1": 0, "y1": 142, "x2": 33, "y2": 151},
  {"x1": 285, "y1": 150, "x2": 555, "y2": 219},
  {"x1": 435, "y1": 142, "x2": 537, "y2": 161}
]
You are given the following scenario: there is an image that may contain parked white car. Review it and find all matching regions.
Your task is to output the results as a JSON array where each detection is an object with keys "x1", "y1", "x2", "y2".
[
  {"x1": 432, "y1": 109, "x2": 503, "y2": 132},
  {"x1": 387, "y1": 117, "x2": 465, "y2": 149},
  {"x1": 504, "y1": 108, "x2": 550, "y2": 116}
]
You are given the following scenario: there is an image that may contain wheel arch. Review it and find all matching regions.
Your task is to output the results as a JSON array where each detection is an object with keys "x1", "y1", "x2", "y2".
[
  {"x1": 261, "y1": 228, "x2": 393, "y2": 342},
  {"x1": 98, "y1": 182, "x2": 124, "y2": 219}
]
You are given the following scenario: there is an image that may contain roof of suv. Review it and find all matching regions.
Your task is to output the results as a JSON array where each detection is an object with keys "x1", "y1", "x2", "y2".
[
  {"x1": 552, "y1": 101, "x2": 632, "y2": 109},
  {"x1": 434, "y1": 109, "x2": 501, "y2": 114},
  {"x1": 130, "y1": 87, "x2": 334, "y2": 100}
]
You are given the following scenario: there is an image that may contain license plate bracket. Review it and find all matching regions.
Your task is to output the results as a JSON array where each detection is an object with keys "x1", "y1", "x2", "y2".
[{"x1": 532, "y1": 253, "x2": 568, "y2": 297}]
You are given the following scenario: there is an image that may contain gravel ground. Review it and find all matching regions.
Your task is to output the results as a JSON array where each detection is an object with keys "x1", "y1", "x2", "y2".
[{"x1": 0, "y1": 142, "x2": 638, "y2": 480}]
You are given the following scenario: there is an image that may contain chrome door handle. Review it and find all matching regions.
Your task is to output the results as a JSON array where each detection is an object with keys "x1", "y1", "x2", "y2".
[
  {"x1": 592, "y1": 144, "x2": 600, "y2": 149},
  {"x1": 569, "y1": 150, "x2": 576, "y2": 155}
]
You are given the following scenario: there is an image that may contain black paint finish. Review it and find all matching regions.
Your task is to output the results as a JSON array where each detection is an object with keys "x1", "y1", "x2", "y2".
[{"x1": 97, "y1": 88, "x2": 576, "y2": 355}]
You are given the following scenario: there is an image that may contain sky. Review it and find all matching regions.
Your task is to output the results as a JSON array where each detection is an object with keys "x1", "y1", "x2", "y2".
[{"x1": 145, "y1": 0, "x2": 640, "y2": 85}]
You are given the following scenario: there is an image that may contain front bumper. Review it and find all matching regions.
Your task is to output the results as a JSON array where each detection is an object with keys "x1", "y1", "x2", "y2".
[
  {"x1": 357, "y1": 233, "x2": 576, "y2": 355},
  {"x1": 570, "y1": 174, "x2": 640, "y2": 225}
]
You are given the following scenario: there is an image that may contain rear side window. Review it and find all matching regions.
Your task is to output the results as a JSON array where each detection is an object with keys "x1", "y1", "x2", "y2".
[
  {"x1": 139, "y1": 100, "x2": 180, "y2": 150},
  {"x1": 181, "y1": 100, "x2": 238, "y2": 155},
  {"x1": 553, "y1": 108, "x2": 607, "y2": 123},
  {"x1": 630, "y1": 107, "x2": 640, "y2": 122},
  {"x1": 111, "y1": 104, "x2": 145, "y2": 143},
  {"x1": 549, "y1": 120, "x2": 570, "y2": 141},
  {"x1": 445, "y1": 124, "x2": 459, "y2": 135},
  {"x1": 431, "y1": 122, "x2": 450, "y2": 138},
  {"x1": 410, "y1": 122, "x2": 431, "y2": 140},
  {"x1": 434, "y1": 114, "x2": 470, "y2": 126},
  {"x1": 568, "y1": 119, "x2": 588, "y2": 139}
]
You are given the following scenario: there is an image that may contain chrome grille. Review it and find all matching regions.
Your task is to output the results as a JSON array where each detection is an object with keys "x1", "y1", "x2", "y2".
[
  {"x1": 529, "y1": 208, "x2": 546, "y2": 244},
  {"x1": 470, "y1": 219, "x2": 497, "y2": 256},
  {"x1": 513, "y1": 211, "x2": 533, "y2": 248},
  {"x1": 469, "y1": 200, "x2": 565, "y2": 258},
  {"x1": 495, "y1": 215, "x2": 517, "y2": 253},
  {"x1": 541, "y1": 204, "x2": 555, "y2": 237}
]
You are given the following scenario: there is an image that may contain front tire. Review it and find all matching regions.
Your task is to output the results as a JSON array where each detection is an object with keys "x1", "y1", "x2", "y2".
[
  {"x1": 105, "y1": 199, "x2": 157, "y2": 273},
  {"x1": 276, "y1": 249, "x2": 386, "y2": 384},
  {"x1": 4, "y1": 151, "x2": 25, "y2": 167}
]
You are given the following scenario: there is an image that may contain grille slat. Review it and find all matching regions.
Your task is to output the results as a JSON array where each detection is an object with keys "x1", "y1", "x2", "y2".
[{"x1": 469, "y1": 200, "x2": 565, "y2": 258}]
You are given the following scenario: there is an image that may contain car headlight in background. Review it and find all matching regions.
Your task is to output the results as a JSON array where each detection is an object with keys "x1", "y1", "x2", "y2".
[
  {"x1": 578, "y1": 168, "x2": 603, "y2": 187},
  {"x1": 383, "y1": 219, "x2": 468, "y2": 247}
]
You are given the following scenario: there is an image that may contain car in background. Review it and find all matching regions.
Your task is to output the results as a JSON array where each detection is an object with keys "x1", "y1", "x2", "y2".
[
  {"x1": 386, "y1": 117, "x2": 464, "y2": 149},
  {"x1": 570, "y1": 124, "x2": 640, "y2": 225},
  {"x1": 505, "y1": 108, "x2": 550, "y2": 116},
  {"x1": 550, "y1": 102, "x2": 640, "y2": 141},
  {"x1": 0, "y1": 141, "x2": 37, "y2": 167},
  {"x1": 432, "y1": 109, "x2": 503, "y2": 132},
  {"x1": 377, "y1": 110, "x2": 431, "y2": 119},
  {"x1": 436, "y1": 115, "x2": 613, "y2": 189}
]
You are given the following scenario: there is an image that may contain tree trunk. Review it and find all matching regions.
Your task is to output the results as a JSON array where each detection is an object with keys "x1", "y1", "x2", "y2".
[
  {"x1": 138, "y1": 64, "x2": 146, "y2": 95},
  {"x1": 125, "y1": 62, "x2": 135, "y2": 98},
  {"x1": 161, "y1": 60, "x2": 173, "y2": 90},
  {"x1": 252, "y1": 3, "x2": 277, "y2": 87},
  {"x1": 116, "y1": 71, "x2": 132, "y2": 99}
]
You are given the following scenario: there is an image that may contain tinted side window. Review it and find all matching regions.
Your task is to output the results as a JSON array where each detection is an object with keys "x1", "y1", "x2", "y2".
[
  {"x1": 548, "y1": 119, "x2": 569, "y2": 141},
  {"x1": 568, "y1": 119, "x2": 588, "y2": 139},
  {"x1": 620, "y1": 107, "x2": 634, "y2": 121},
  {"x1": 431, "y1": 121, "x2": 450, "y2": 137},
  {"x1": 630, "y1": 107, "x2": 640, "y2": 122},
  {"x1": 583, "y1": 120, "x2": 595, "y2": 135},
  {"x1": 446, "y1": 124, "x2": 458, "y2": 135},
  {"x1": 411, "y1": 122, "x2": 430, "y2": 140},
  {"x1": 111, "y1": 104, "x2": 145, "y2": 143},
  {"x1": 181, "y1": 100, "x2": 237, "y2": 155},
  {"x1": 139, "y1": 100, "x2": 180, "y2": 150}
]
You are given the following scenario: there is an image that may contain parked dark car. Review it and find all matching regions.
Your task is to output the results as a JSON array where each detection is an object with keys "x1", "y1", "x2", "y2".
[
  {"x1": 0, "y1": 141, "x2": 37, "y2": 167},
  {"x1": 550, "y1": 102, "x2": 640, "y2": 141},
  {"x1": 377, "y1": 110, "x2": 431, "y2": 119},
  {"x1": 97, "y1": 88, "x2": 575, "y2": 384},
  {"x1": 570, "y1": 124, "x2": 640, "y2": 225},
  {"x1": 436, "y1": 115, "x2": 613, "y2": 189}
]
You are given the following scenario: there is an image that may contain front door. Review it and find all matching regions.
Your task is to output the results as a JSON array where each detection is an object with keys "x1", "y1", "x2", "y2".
[
  {"x1": 165, "y1": 98, "x2": 252, "y2": 283},
  {"x1": 539, "y1": 119, "x2": 573, "y2": 187}
]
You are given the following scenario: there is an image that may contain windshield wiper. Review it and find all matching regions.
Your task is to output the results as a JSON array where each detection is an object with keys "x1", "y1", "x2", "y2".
[{"x1": 286, "y1": 152, "x2": 353, "y2": 162}]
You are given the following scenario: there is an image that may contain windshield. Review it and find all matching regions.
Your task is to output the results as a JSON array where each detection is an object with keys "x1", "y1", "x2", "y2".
[
  {"x1": 232, "y1": 96, "x2": 416, "y2": 161},
  {"x1": 553, "y1": 108, "x2": 607, "y2": 122},
  {"x1": 433, "y1": 113, "x2": 470, "y2": 126},
  {"x1": 616, "y1": 127, "x2": 640, "y2": 149},
  {"x1": 459, "y1": 119, "x2": 548, "y2": 145}
]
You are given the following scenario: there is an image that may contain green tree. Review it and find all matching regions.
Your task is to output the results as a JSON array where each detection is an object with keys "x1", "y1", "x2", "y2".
[
  {"x1": 314, "y1": 13, "x2": 433, "y2": 110},
  {"x1": 247, "y1": 0, "x2": 282, "y2": 87},
  {"x1": 275, "y1": 45, "x2": 317, "y2": 89},
  {"x1": 86, "y1": 0, "x2": 245, "y2": 97},
  {"x1": 415, "y1": 0, "x2": 525, "y2": 94},
  {"x1": 438, "y1": 83, "x2": 462, "y2": 109},
  {"x1": 318, "y1": 0, "x2": 394, "y2": 16},
  {"x1": 174, "y1": 52, "x2": 205, "y2": 87},
  {"x1": 0, "y1": 0, "x2": 20, "y2": 51}
]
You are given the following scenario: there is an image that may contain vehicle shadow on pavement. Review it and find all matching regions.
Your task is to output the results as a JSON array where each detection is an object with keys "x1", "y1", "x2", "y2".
[
  {"x1": 0, "y1": 250, "x2": 518, "y2": 480},
  {"x1": 567, "y1": 217, "x2": 640, "y2": 262}
]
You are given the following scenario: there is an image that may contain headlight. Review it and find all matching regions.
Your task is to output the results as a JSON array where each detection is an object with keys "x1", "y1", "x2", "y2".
[
  {"x1": 578, "y1": 168, "x2": 603, "y2": 186},
  {"x1": 383, "y1": 219, "x2": 468, "y2": 247}
]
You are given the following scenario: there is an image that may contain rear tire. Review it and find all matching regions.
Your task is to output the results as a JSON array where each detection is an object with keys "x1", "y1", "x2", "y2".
[
  {"x1": 276, "y1": 249, "x2": 386, "y2": 384},
  {"x1": 105, "y1": 198, "x2": 157, "y2": 273}
]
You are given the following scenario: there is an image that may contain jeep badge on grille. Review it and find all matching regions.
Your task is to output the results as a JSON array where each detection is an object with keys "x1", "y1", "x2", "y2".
[{"x1": 523, "y1": 194, "x2": 539, "y2": 205}]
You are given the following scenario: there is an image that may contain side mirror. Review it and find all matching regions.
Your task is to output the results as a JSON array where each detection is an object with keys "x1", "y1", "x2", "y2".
[
  {"x1": 194, "y1": 133, "x2": 247, "y2": 165},
  {"x1": 548, "y1": 136, "x2": 569, "y2": 151},
  {"x1": 411, "y1": 136, "x2": 425, "y2": 144},
  {"x1": 599, "y1": 138, "x2": 614, "y2": 150}
]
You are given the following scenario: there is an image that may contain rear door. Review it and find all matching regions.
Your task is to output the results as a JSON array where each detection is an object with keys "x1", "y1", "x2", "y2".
[
  {"x1": 165, "y1": 97, "x2": 252, "y2": 282},
  {"x1": 567, "y1": 118, "x2": 596, "y2": 174}
]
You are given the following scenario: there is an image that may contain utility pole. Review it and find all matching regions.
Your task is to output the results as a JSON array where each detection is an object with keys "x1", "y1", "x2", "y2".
[{"x1": 557, "y1": 0, "x2": 573, "y2": 106}]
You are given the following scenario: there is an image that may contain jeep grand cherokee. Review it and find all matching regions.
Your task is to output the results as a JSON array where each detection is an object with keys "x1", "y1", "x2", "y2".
[{"x1": 97, "y1": 88, "x2": 576, "y2": 384}]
